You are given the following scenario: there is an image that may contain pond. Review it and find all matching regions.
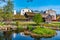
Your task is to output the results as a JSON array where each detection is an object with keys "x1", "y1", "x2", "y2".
[{"x1": 0, "y1": 31, "x2": 60, "y2": 40}]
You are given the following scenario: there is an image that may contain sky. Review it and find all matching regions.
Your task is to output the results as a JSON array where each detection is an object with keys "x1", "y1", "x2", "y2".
[
  {"x1": 0, "y1": 0, "x2": 60, "y2": 14},
  {"x1": 14, "y1": 0, "x2": 60, "y2": 14}
]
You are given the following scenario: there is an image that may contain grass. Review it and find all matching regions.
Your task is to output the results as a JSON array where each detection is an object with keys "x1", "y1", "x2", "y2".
[
  {"x1": 18, "y1": 21, "x2": 36, "y2": 24},
  {"x1": 14, "y1": 21, "x2": 60, "y2": 28},
  {"x1": 0, "y1": 22, "x2": 5, "y2": 26},
  {"x1": 32, "y1": 27, "x2": 56, "y2": 35},
  {"x1": 43, "y1": 22, "x2": 60, "y2": 28},
  {"x1": 51, "y1": 22, "x2": 60, "y2": 28},
  {"x1": 14, "y1": 21, "x2": 36, "y2": 26}
]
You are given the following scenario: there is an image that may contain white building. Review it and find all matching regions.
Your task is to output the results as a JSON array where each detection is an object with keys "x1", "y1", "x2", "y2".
[
  {"x1": 45, "y1": 9, "x2": 56, "y2": 20},
  {"x1": 14, "y1": 10, "x2": 16, "y2": 15},
  {"x1": 21, "y1": 8, "x2": 32, "y2": 15}
]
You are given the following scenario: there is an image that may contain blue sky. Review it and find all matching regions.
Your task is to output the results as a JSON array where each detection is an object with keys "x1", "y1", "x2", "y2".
[
  {"x1": 14, "y1": 0, "x2": 60, "y2": 14},
  {"x1": 0, "y1": 0, "x2": 60, "y2": 14}
]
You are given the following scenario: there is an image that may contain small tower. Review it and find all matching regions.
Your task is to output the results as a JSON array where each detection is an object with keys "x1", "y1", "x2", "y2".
[{"x1": 14, "y1": 10, "x2": 16, "y2": 15}]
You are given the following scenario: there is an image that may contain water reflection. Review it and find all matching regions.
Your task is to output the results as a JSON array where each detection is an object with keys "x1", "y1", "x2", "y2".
[
  {"x1": 11, "y1": 31, "x2": 60, "y2": 40},
  {"x1": 34, "y1": 38, "x2": 41, "y2": 40},
  {"x1": 12, "y1": 33, "x2": 16, "y2": 38},
  {"x1": 0, "y1": 31, "x2": 60, "y2": 40},
  {"x1": 0, "y1": 31, "x2": 12, "y2": 40},
  {"x1": 0, "y1": 31, "x2": 4, "y2": 40},
  {"x1": 12, "y1": 33, "x2": 34, "y2": 40},
  {"x1": 4, "y1": 31, "x2": 12, "y2": 40}
]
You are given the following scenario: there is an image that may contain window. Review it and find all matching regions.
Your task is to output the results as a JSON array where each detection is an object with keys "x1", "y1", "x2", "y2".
[{"x1": 23, "y1": 10, "x2": 24, "y2": 11}]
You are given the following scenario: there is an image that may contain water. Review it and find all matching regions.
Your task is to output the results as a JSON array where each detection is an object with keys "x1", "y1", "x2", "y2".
[
  {"x1": 12, "y1": 31, "x2": 60, "y2": 40},
  {"x1": 0, "y1": 31, "x2": 60, "y2": 40},
  {"x1": 41, "y1": 31, "x2": 60, "y2": 40}
]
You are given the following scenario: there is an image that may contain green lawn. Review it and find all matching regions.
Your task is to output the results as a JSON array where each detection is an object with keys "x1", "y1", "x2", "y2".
[{"x1": 32, "y1": 27, "x2": 56, "y2": 35}]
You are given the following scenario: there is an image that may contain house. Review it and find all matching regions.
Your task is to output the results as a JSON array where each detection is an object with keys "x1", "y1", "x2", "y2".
[
  {"x1": 45, "y1": 9, "x2": 56, "y2": 21},
  {"x1": 21, "y1": 8, "x2": 32, "y2": 15},
  {"x1": 45, "y1": 15, "x2": 52, "y2": 23},
  {"x1": 13, "y1": 9, "x2": 56, "y2": 22}
]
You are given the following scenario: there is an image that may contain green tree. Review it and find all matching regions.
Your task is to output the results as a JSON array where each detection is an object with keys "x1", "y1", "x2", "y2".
[
  {"x1": 0, "y1": 8, "x2": 3, "y2": 14},
  {"x1": 3, "y1": 0, "x2": 13, "y2": 13},
  {"x1": 0, "y1": 8, "x2": 4, "y2": 21},
  {"x1": 3, "y1": 0, "x2": 13, "y2": 21},
  {"x1": 3, "y1": 13, "x2": 13, "y2": 21},
  {"x1": 33, "y1": 13, "x2": 43, "y2": 25}
]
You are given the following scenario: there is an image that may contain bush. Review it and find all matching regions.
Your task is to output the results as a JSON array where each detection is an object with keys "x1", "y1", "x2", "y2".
[
  {"x1": 17, "y1": 25, "x2": 23, "y2": 30},
  {"x1": 0, "y1": 22, "x2": 5, "y2": 26},
  {"x1": 16, "y1": 25, "x2": 24, "y2": 32},
  {"x1": 27, "y1": 25, "x2": 33, "y2": 31},
  {"x1": 16, "y1": 21, "x2": 20, "y2": 26},
  {"x1": 33, "y1": 14, "x2": 43, "y2": 25}
]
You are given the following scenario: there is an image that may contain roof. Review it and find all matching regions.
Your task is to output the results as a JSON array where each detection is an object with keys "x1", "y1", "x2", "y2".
[
  {"x1": 46, "y1": 9, "x2": 56, "y2": 12},
  {"x1": 25, "y1": 12, "x2": 35, "y2": 17},
  {"x1": 41, "y1": 14, "x2": 48, "y2": 18},
  {"x1": 13, "y1": 14, "x2": 27, "y2": 19}
]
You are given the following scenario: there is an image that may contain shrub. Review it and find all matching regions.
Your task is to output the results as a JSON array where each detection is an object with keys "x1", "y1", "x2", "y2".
[
  {"x1": 16, "y1": 21, "x2": 20, "y2": 26},
  {"x1": 16, "y1": 25, "x2": 24, "y2": 32},
  {"x1": 17, "y1": 25, "x2": 23, "y2": 30},
  {"x1": 33, "y1": 14, "x2": 43, "y2": 25},
  {"x1": 27, "y1": 25, "x2": 33, "y2": 31},
  {"x1": 0, "y1": 22, "x2": 5, "y2": 26}
]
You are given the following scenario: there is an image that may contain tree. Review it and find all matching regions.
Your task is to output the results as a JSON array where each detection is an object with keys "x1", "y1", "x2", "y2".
[
  {"x1": 0, "y1": 8, "x2": 3, "y2": 13},
  {"x1": 0, "y1": 8, "x2": 4, "y2": 21},
  {"x1": 3, "y1": 0, "x2": 13, "y2": 13},
  {"x1": 3, "y1": 0, "x2": 13, "y2": 21},
  {"x1": 33, "y1": 13, "x2": 43, "y2": 25},
  {"x1": 3, "y1": 13, "x2": 13, "y2": 21}
]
